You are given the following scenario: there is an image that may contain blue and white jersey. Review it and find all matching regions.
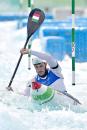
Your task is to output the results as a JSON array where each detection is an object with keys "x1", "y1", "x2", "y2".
[
  {"x1": 34, "y1": 68, "x2": 66, "y2": 93},
  {"x1": 35, "y1": 70, "x2": 60, "y2": 86}
]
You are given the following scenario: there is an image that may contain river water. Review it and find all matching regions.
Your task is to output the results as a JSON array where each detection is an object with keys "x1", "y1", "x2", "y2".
[{"x1": 0, "y1": 21, "x2": 87, "y2": 130}]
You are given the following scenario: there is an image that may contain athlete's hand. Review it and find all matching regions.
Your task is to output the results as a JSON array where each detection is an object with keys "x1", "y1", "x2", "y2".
[{"x1": 20, "y1": 48, "x2": 29, "y2": 54}]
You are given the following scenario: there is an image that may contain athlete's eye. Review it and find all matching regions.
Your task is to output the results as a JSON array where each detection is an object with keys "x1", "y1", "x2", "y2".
[{"x1": 39, "y1": 65, "x2": 43, "y2": 68}]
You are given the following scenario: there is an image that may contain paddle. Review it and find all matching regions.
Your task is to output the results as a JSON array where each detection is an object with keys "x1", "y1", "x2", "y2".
[{"x1": 6, "y1": 8, "x2": 45, "y2": 91}]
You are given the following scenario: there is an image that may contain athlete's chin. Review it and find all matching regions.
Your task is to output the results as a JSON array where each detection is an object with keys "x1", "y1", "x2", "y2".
[{"x1": 38, "y1": 72, "x2": 45, "y2": 76}]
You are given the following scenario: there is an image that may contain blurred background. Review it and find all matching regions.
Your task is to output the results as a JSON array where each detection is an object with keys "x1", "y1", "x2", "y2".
[
  {"x1": 0, "y1": 0, "x2": 87, "y2": 62},
  {"x1": 0, "y1": 0, "x2": 87, "y2": 13}
]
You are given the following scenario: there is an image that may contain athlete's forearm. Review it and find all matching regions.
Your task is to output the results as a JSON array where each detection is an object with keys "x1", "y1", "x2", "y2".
[
  {"x1": 31, "y1": 50, "x2": 58, "y2": 68},
  {"x1": 20, "y1": 48, "x2": 59, "y2": 68}
]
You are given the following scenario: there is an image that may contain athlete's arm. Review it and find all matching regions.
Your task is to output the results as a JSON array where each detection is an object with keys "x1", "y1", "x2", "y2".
[
  {"x1": 31, "y1": 50, "x2": 58, "y2": 68},
  {"x1": 20, "y1": 49, "x2": 57, "y2": 68},
  {"x1": 20, "y1": 48, "x2": 58, "y2": 68}
]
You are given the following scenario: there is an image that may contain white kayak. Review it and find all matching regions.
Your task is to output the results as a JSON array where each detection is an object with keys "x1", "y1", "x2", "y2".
[
  {"x1": 30, "y1": 82, "x2": 81, "y2": 108},
  {"x1": 0, "y1": 84, "x2": 84, "y2": 112}
]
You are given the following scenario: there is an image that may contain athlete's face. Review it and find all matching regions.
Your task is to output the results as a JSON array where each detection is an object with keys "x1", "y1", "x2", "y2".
[{"x1": 34, "y1": 62, "x2": 47, "y2": 76}]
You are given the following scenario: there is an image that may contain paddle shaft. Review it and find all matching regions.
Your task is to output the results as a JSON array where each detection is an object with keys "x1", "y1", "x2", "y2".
[
  {"x1": 7, "y1": 8, "x2": 45, "y2": 90},
  {"x1": 7, "y1": 36, "x2": 30, "y2": 88}
]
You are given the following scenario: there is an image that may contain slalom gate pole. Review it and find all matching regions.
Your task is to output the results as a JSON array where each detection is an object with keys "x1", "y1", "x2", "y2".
[
  {"x1": 27, "y1": 0, "x2": 33, "y2": 70},
  {"x1": 72, "y1": 0, "x2": 75, "y2": 85},
  {"x1": 28, "y1": 0, "x2": 34, "y2": 11}
]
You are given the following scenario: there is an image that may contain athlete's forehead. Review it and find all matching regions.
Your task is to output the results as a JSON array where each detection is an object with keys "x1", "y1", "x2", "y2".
[{"x1": 34, "y1": 62, "x2": 46, "y2": 67}]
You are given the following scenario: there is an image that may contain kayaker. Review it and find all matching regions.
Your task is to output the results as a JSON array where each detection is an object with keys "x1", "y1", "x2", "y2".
[
  {"x1": 6, "y1": 48, "x2": 81, "y2": 105},
  {"x1": 20, "y1": 48, "x2": 67, "y2": 95}
]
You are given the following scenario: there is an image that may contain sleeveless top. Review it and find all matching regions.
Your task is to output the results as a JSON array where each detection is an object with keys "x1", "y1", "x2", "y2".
[{"x1": 35, "y1": 70, "x2": 60, "y2": 86}]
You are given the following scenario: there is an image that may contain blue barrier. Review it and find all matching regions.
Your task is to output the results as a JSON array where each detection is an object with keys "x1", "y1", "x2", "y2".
[
  {"x1": 43, "y1": 36, "x2": 66, "y2": 61},
  {"x1": 68, "y1": 17, "x2": 87, "y2": 27},
  {"x1": 56, "y1": 28, "x2": 72, "y2": 57},
  {"x1": 42, "y1": 19, "x2": 71, "y2": 27},
  {"x1": 39, "y1": 26, "x2": 71, "y2": 55},
  {"x1": 45, "y1": 13, "x2": 54, "y2": 19},
  {"x1": 75, "y1": 28, "x2": 87, "y2": 62},
  {"x1": 57, "y1": 27, "x2": 87, "y2": 62},
  {"x1": 0, "y1": 15, "x2": 28, "y2": 21},
  {"x1": 40, "y1": 25, "x2": 87, "y2": 62},
  {"x1": 39, "y1": 26, "x2": 59, "y2": 37}
]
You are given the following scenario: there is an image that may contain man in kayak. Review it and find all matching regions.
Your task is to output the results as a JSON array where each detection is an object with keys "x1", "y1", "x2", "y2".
[
  {"x1": 6, "y1": 48, "x2": 81, "y2": 105},
  {"x1": 20, "y1": 48, "x2": 67, "y2": 95}
]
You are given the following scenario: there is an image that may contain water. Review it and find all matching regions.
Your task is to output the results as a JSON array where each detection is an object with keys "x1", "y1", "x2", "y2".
[{"x1": 0, "y1": 20, "x2": 87, "y2": 130}]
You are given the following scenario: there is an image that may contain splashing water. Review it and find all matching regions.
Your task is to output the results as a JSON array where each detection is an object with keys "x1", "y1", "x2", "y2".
[{"x1": 0, "y1": 21, "x2": 87, "y2": 130}]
